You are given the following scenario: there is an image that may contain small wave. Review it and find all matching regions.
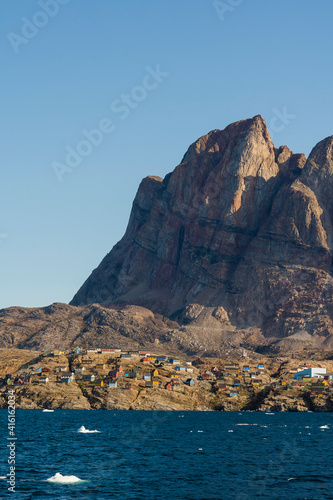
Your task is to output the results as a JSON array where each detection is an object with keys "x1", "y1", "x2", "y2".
[
  {"x1": 78, "y1": 425, "x2": 100, "y2": 434},
  {"x1": 288, "y1": 478, "x2": 296, "y2": 482},
  {"x1": 265, "y1": 412, "x2": 275, "y2": 415},
  {"x1": 197, "y1": 430, "x2": 203, "y2": 433},
  {"x1": 320, "y1": 425, "x2": 329, "y2": 429},
  {"x1": 236, "y1": 423, "x2": 258, "y2": 426},
  {"x1": 228, "y1": 430, "x2": 233, "y2": 433},
  {"x1": 46, "y1": 472, "x2": 86, "y2": 484},
  {"x1": 42, "y1": 409, "x2": 54, "y2": 413}
]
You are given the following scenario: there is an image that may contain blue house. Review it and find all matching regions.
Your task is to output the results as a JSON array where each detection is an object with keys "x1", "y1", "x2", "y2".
[
  {"x1": 258, "y1": 364, "x2": 265, "y2": 370},
  {"x1": 142, "y1": 373, "x2": 151, "y2": 381},
  {"x1": 169, "y1": 359, "x2": 180, "y2": 364},
  {"x1": 243, "y1": 366, "x2": 250, "y2": 372},
  {"x1": 185, "y1": 378, "x2": 195, "y2": 386},
  {"x1": 175, "y1": 366, "x2": 186, "y2": 371},
  {"x1": 108, "y1": 380, "x2": 118, "y2": 388},
  {"x1": 233, "y1": 380, "x2": 241, "y2": 386},
  {"x1": 61, "y1": 376, "x2": 72, "y2": 384}
]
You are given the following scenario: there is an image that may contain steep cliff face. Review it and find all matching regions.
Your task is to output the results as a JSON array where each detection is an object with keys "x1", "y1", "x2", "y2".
[{"x1": 70, "y1": 116, "x2": 333, "y2": 346}]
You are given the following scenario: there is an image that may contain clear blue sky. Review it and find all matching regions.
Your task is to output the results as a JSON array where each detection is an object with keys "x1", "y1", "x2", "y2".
[{"x1": 1, "y1": 0, "x2": 333, "y2": 309}]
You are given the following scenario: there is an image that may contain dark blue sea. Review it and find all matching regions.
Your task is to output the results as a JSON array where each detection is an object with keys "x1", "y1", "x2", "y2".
[{"x1": 0, "y1": 410, "x2": 333, "y2": 499}]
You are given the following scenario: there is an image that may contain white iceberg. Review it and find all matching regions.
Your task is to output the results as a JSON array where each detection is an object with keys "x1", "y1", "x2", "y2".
[
  {"x1": 47, "y1": 472, "x2": 86, "y2": 484},
  {"x1": 78, "y1": 425, "x2": 100, "y2": 433}
]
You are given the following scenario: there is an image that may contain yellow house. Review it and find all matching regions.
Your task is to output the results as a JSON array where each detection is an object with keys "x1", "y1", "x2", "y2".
[
  {"x1": 96, "y1": 364, "x2": 106, "y2": 370},
  {"x1": 100, "y1": 380, "x2": 104, "y2": 387},
  {"x1": 152, "y1": 369, "x2": 159, "y2": 376}
]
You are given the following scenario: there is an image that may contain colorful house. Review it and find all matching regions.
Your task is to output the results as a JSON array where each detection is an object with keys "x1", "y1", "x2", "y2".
[{"x1": 108, "y1": 380, "x2": 118, "y2": 388}]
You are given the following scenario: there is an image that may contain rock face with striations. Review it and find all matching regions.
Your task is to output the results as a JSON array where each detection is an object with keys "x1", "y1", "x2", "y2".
[{"x1": 71, "y1": 116, "x2": 333, "y2": 347}]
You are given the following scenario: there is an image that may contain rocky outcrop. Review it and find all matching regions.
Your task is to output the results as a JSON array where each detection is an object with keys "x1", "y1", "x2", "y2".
[{"x1": 70, "y1": 115, "x2": 333, "y2": 347}]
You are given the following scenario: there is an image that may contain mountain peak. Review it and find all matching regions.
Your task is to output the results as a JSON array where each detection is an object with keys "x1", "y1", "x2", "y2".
[{"x1": 70, "y1": 118, "x2": 333, "y2": 349}]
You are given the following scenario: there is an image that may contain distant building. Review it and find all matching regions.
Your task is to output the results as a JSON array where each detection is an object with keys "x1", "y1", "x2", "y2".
[
  {"x1": 185, "y1": 378, "x2": 195, "y2": 386},
  {"x1": 61, "y1": 376, "x2": 72, "y2": 384},
  {"x1": 294, "y1": 368, "x2": 326, "y2": 380},
  {"x1": 39, "y1": 377, "x2": 49, "y2": 383}
]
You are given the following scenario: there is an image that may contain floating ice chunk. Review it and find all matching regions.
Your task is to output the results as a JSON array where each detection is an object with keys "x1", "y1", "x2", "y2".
[
  {"x1": 320, "y1": 425, "x2": 329, "y2": 429},
  {"x1": 42, "y1": 409, "x2": 54, "y2": 412},
  {"x1": 0, "y1": 476, "x2": 7, "y2": 480},
  {"x1": 78, "y1": 425, "x2": 100, "y2": 433},
  {"x1": 228, "y1": 430, "x2": 233, "y2": 432},
  {"x1": 197, "y1": 430, "x2": 203, "y2": 432},
  {"x1": 46, "y1": 472, "x2": 86, "y2": 484}
]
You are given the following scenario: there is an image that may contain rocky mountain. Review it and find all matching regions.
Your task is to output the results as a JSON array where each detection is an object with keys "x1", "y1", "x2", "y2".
[
  {"x1": 1, "y1": 115, "x2": 333, "y2": 355},
  {"x1": 70, "y1": 115, "x2": 333, "y2": 348}
]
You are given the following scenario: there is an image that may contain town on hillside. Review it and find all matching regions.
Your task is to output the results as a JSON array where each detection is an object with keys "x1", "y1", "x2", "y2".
[{"x1": 1, "y1": 347, "x2": 333, "y2": 409}]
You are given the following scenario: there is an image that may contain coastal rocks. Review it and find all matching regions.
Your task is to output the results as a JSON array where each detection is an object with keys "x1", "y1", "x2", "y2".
[
  {"x1": 258, "y1": 393, "x2": 309, "y2": 412},
  {"x1": 0, "y1": 382, "x2": 91, "y2": 410},
  {"x1": 69, "y1": 115, "x2": 333, "y2": 347}
]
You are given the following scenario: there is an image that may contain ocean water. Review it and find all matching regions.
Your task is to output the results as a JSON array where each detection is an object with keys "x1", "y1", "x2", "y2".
[{"x1": 0, "y1": 410, "x2": 333, "y2": 499}]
